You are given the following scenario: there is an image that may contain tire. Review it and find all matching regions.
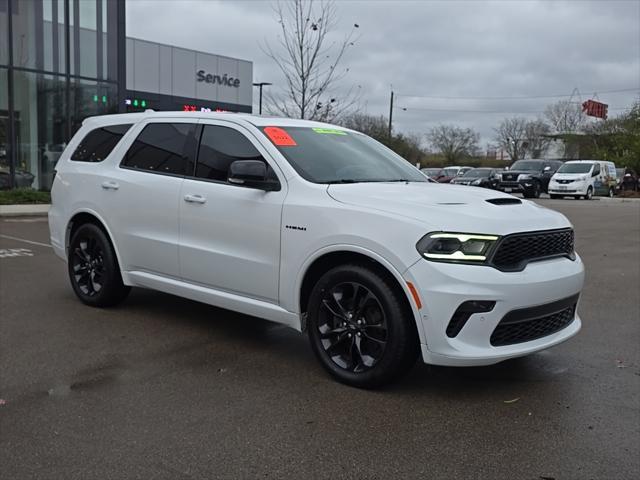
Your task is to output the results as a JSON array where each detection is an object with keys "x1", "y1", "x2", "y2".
[
  {"x1": 608, "y1": 187, "x2": 615, "y2": 198},
  {"x1": 550, "y1": 194, "x2": 562, "y2": 199},
  {"x1": 68, "y1": 223, "x2": 130, "y2": 307},
  {"x1": 584, "y1": 186, "x2": 593, "y2": 200},
  {"x1": 531, "y1": 181, "x2": 542, "y2": 198},
  {"x1": 306, "y1": 264, "x2": 419, "y2": 388}
]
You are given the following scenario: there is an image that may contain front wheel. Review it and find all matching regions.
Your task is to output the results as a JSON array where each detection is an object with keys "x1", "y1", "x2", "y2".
[
  {"x1": 550, "y1": 194, "x2": 562, "y2": 199},
  {"x1": 68, "y1": 223, "x2": 130, "y2": 307},
  {"x1": 307, "y1": 264, "x2": 419, "y2": 388},
  {"x1": 584, "y1": 186, "x2": 593, "y2": 200},
  {"x1": 608, "y1": 187, "x2": 615, "y2": 198}
]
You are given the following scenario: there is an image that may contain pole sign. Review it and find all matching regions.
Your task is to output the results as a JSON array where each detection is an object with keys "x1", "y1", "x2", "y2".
[{"x1": 582, "y1": 100, "x2": 608, "y2": 119}]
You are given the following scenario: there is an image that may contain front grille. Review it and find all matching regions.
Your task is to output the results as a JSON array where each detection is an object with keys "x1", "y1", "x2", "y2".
[
  {"x1": 503, "y1": 174, "x2": 518, "y2": 181},
  {"x1": 490, "y1": 297, "x2": 578, "y2": 346},
  {"x1": 491, "y1": 228, "x2": 574, "y2": 271},
  {"x1": 557, "y1": 179, "x2": 574, "y2": 184}
]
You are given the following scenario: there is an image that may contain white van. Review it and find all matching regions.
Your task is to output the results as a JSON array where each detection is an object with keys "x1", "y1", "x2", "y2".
[{"x1": 548, "y1": 160, "x2": 617, "y2": 199}]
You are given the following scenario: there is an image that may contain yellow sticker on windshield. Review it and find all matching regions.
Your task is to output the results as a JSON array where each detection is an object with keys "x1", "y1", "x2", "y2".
[{"x1": 312, "y1": 128, "x2": 347, "y2": 135}]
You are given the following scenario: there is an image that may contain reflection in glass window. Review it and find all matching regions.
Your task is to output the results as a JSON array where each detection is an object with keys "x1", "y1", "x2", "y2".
[
  {"x1": 123, "y1": 124, "x2": 194, "y2": 176},
  {"x1": 71, "y1": 124, "x2": 132, "y2": 162},
  {"x1": 195, "y1": 126, "x2": 264, "y2": 182}
]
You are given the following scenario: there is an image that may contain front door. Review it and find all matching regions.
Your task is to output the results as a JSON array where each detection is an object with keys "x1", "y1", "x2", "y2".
[{"x1": 179, "y1": 122, "x2": 286, "y2": 302}]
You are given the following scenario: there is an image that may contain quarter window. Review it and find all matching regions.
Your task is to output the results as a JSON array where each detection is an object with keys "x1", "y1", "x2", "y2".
[
  {"x1": 194, "y1": 125, "x2": 268, "y2": 182},
  {"x1": 122, "y1": 123, "x2": 194, "y2": 175},
  {"x1": 71, "y1": 124, "x2": 132, "y2": 162}
]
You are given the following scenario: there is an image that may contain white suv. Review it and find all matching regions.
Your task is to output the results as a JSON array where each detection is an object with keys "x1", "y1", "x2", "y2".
[{"x1": 49, "y1": 112, "x2": 585, "y2": 387}]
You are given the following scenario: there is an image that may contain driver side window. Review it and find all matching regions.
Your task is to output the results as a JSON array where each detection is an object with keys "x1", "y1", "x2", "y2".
[
  {"x1": 193, "y1": 125, "x2": 275, "y2": 183},
  {"x1": 592, "y1": 164, "x2": 601, "y2": 176}
]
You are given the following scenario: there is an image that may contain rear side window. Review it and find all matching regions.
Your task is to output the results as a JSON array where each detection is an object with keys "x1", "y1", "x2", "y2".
[
  {"x1": 122, "y1": 123, "x2": 194, "y2": 175},
  {"x1": 194, "y1": 125, "x2": 267, "y2": 182},
  {"x1": 71, "y1": 124, "x2": 132, "y2": 162}
]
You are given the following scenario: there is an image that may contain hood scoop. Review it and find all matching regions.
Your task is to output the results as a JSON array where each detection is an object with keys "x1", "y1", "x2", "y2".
[{"x1": 486, "y1": 198, "x2": 522, "y2": 205}]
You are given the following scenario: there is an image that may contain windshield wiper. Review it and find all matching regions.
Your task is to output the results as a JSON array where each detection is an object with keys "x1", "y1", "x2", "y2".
[{"x1": 325, "y1": 179, "x2": 360, "y2": 184}]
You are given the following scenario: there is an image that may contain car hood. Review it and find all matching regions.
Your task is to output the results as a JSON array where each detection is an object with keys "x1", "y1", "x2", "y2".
[
  {"x1": 552, "y1": 173, "x2": 589, "y2": 180},
  {"x1": 502, "y1": 169, "x2": 542, "y2": 177},
  {"x1": 327, "y1": 182, "x2": 571, "y2": 235}
]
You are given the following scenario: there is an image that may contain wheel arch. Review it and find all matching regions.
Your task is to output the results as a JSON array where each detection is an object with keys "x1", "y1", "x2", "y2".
[
  {"x1": 296, "y1": 246, "x2": 425, "y2": 344},
  {"x1": 66, "y1": 209, "x2": 127, "y2": 282}
]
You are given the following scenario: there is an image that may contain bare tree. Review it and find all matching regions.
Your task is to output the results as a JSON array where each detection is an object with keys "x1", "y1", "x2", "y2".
[
  {"x1": 426, "y1": 124, "x2": 480, "y2": 163},
  {"x1": 263, "y1": 0, "x2": 360, "y2": 121},
  {"x1": 494, "y1": 117, "x2": 528, "y2": 161},
  {"x1": 524, "y1": 119, "x2": 552, "y2": 158},
  {"x1": 340, "y1": 113, "x2": 388, "y2": 141},
  {"x1": 544, "y1": 100, "x2": 586, "y2": 134}
]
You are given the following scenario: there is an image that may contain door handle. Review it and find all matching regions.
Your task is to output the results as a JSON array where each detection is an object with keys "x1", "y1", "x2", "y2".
[
  {"x1": 184, "y1": 194, "x2": 206, "y2": 204},
  {"x1": 101, "y1": 181, "x2": 119, "y2": 190}
]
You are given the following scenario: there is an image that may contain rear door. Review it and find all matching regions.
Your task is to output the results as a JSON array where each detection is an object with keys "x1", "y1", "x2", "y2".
[
  {"x1": 100, "y1": 119, "x2": 197, "y2": 276},
  {"x1": 178, "y1": 122, "x2": 286, "y2": 302}
]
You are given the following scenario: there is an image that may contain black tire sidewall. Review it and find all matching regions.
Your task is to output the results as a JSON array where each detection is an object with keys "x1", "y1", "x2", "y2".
[
  {"x1": 307, "y1": 264, "x2": 418, "y2": 388},
  {"x1": 68, "y1": 224, "x2": 128, "y2": 307}
]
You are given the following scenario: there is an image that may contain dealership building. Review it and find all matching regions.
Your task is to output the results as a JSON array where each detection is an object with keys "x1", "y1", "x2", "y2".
[{"x1": 0, "y1": 0, "x2": 254, "y2": 190}]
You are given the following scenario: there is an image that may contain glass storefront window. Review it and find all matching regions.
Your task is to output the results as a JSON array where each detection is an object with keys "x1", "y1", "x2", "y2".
[
  {"x1": 70, "y1": 79, "x2": 117, "y2": 136},
  {"x1": 1, "y1": 68, "x2": 9, "y2": 188},
  {"x1": 0, "y1": 0, "x2": 8, "y2": 66},
  {"x1": 12, "y1": 0, "x2": 66, "y2": 73},
  {"x1": 13, "y1": 71, "x2": 67, "y2": 190}
]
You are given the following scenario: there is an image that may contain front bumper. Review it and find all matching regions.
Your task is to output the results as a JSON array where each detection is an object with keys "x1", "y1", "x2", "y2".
[
  {"x1": 403, "y1": 254, "x2": 585, "y2": 366},
  {"x1": 548, "y1": 182, "x2": 587, "y2": 195},
  {"x1": 496, "y1": 181, "x2": 531, "y2": 193}
]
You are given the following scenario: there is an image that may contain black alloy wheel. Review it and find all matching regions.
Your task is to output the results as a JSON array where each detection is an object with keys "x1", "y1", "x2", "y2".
[
  {"x1": 317, "y1": 281, "x2": 388, "y2": 373},
  {"x1": 307, "y1": 264, "x2": 419, "y2": 388},
  {"x1": 68, "y1": 223, "x2": 130, "y2": 307},
  {"x1": 71, "y1": 235, "x2": 106, "y2": 297}
]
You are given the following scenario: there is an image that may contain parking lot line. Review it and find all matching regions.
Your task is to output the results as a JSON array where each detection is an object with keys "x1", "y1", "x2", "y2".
[{"x1": 0, "y1": 234, "x2": 52, "y2": 248}]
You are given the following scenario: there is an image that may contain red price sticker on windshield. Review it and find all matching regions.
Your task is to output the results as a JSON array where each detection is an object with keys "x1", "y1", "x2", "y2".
[{"x1": 264, "y1": 127, "x2": 297, "y2": 146}]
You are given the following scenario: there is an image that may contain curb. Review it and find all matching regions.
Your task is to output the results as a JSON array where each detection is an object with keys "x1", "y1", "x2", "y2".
[{"x1": 0, "y1": 204, "x2": 50, "y2": 217}]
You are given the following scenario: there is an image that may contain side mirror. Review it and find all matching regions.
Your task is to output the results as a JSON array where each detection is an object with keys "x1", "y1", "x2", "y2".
[{"x1": 228, "y1": 160, "x2": 280, "y2": 191}]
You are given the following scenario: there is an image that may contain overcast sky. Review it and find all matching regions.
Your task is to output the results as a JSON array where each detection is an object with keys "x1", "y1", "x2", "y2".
[{"x1": 126, "y1": 0, "x2": 640, "y2": 147}]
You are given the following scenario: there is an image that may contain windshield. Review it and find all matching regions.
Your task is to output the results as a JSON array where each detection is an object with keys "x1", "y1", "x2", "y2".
[
  {"x1": 262, "y1": 127, "x2": 427, "y2": 183},
  {"x1": 511, "y1": 160, "x2": 545, "y2": 172},
  {"x1": 557, "y1": 163, "x2": 593, "y2": 174},
  {"x1": 461, "y1": 168, "x2": 491, "y2": 178},
  {"x1": 423, "y1": 168, "x2": 443, "y2": 176}
]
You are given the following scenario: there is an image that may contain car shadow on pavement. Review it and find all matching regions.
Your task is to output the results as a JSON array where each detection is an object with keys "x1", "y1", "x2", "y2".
[{"x1": 118, "y1": 287, "x2": 568, "y2": 397}]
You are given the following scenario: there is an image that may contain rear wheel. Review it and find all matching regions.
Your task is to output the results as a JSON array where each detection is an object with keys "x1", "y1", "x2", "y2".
[
  {"x1": 307, "y1": 264, "x2": 419, "y2": 388},
  {"x1": 68, "y1": 223, "x2": 130, "y2": 307}
]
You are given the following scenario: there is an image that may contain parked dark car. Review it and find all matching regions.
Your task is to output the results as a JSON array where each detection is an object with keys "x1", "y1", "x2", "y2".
[
  {"x1": 0, "y1": 167, "x2": 35, "y2": 189},
  {"x1": 451, "y1": 168, "x2": 500, "y2": 189},
  {"x1": 617, "y1": 167, "x2": 638, "y2": 191},
  {"x1": 496, "y1": 159, "x2": 563, "y2": 198}
]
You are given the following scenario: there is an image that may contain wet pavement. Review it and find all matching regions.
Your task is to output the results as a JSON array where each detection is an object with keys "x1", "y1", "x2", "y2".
[{"x1": 1, "y1": 198, "x2": 639, "y2": 479}]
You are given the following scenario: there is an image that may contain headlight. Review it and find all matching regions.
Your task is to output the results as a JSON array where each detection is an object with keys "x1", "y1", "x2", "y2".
[
  {"x1": 472, "y1": 178, "x2": 482, "y2": 185},
  {"x1": 416, "y1": 232, "x2": 500, "y2": 264},
  {"x1": 517, "y1": 174, "x2": 531, "y2": 181}
]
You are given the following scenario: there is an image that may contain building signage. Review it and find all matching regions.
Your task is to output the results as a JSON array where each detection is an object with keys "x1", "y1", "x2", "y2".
[
  {"x1": 196, "y1": 69, "x2": 240, "y2": 88},
  {"x1": 582, "y1": 100, "x2": 608, "y2": 119}
]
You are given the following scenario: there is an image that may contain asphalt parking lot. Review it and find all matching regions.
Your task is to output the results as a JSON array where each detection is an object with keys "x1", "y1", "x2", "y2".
[{"x1": 1, "y1": 198, "x2": 639, "y2": 480}]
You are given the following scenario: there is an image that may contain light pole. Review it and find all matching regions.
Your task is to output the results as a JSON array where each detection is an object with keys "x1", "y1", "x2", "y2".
[{"x1": 252, "y1": 82, "x2": 272, "y2": 115}]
